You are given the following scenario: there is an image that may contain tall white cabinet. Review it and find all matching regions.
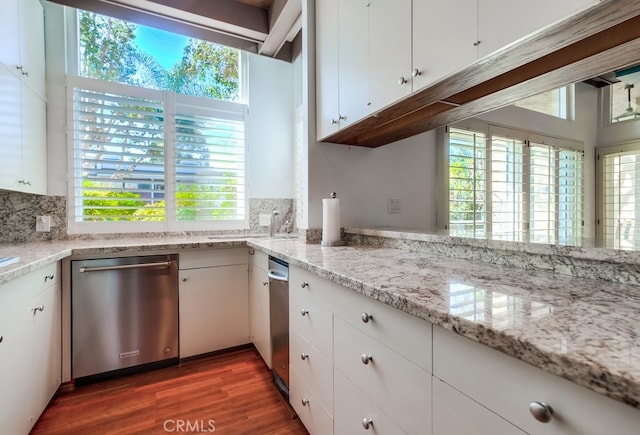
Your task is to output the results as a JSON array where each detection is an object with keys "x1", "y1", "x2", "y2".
[
  {"x1": 0, "y1": 0, "x2": 47, "y2": 194},
  {"x1": 248, "y1": 249, "x2": 271, "y2": 368}
]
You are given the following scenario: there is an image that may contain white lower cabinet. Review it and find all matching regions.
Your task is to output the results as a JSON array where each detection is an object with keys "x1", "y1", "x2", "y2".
[
  {"x1": 0, "y1": 262, "x2": 61, "y2": 434},
  {"x1": 179, "y1": 248, "x2": 249, "y2": 358},
  {"x1": 432, "y1": 376, "x2": 525, "y2": 435},
  {"x1": 433, "y1": 326, "x2": 640, "y2": 435},
  {"x1": 249, "y1": 249, "x2": 271, "y2": 368}
]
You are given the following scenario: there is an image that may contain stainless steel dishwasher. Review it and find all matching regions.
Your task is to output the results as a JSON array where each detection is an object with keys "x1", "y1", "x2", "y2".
[
  {"x1": 71, "y1": 254, "x2": 179, "y2": 381},
  {"x1": 268, "y1": 257, "x2": 289, "y2": 397}
]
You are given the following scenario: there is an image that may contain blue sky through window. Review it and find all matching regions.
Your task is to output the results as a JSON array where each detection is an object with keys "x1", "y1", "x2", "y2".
[{"x1": 135, "y1": 25, "x2": 189, "y2": 70}]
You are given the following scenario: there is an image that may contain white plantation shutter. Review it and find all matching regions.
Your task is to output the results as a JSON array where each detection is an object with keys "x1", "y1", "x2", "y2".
[
  {"x1": 488, "y1": 127, "x2": 525, "y2": 242},
  {"x1": 448, "y1": 122, "x2": 583, "y2": 244},
  {"x1": 68, "y1": 76, "x2": 247, "y2": 232},
  {"x1": 70, "y1": 78, "x2": 165, "y2": 224},
  {"x1": 173, "y1": 100, "x2": 246, "y2": 222},
  {"x1": 448, "y1": 127, "x2": 487, "y2": 238},
  {"x1": 601, "y1": 145, "x2": 640, "y2": 249},
  {"x1": 529, "y1": 134, "x2": 583, "y2": 245}
]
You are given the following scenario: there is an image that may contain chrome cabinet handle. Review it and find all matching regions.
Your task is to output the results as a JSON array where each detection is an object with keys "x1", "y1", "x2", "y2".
[
  {"x1": 339, "y1": 115, "x2": 346, "y2": 121},
  {"x1": 473, "y1": 40, "x2": 482, "y2": 46},
  {"x1": 301, "y1": 398, "x2": 309, "y2": 407},
  {"x1": 398, "y1": 76, "x2": 408, "y2": 85},
  {"x1": 412, "y1": 68, "x2": 422, "y2": 77},
  {"x1": 300, "y1": 281, "x2": 309, "y2": 288},
  {"x1": 362, "y1": 418, "x2": 373, "y2": 430},
  {"x1": 182, "y1": 277, "x2": 187, "y2": 282},
  {"x1": 262, "y1": 281, "x2": 268, "y2": 286},
  {"x1": 18, "y1": 179, "x2": 32, "y2": 186},
  {"x1": 300, "y1": 353, "x2": 309, "y2": 360},
  {"x1": 361, "y1": 312, "x2": 373, "y2": 323},
  {"x1": 361, "y1": 354, "x2": 373, "y2": 365},
  {"x1": 44, "y1": 274, "x2": 54, "y2": 282},
  {"x1": 32, "y1": 305, "x2": 44, "y2": 314},
  {"x1": 529, "y1": 402, "x2": 553, "y2": 423},
  {"x1": 301, "y1": 309, "x2": 309, "y2": 316},
  {"x1": 331, "y1": 119, "x2": 338, "y2": 125},
  {"x1": 0, "y1": 335, "x2": 3, "y2": 343}
]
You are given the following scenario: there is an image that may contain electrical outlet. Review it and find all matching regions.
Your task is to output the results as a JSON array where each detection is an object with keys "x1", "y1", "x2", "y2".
[
  {"x1": 36, "y1": 215, "x2": 52, "y2": 232},
  {"x1": 259, "y1": 213, "x2": 271, "y2": 226}
]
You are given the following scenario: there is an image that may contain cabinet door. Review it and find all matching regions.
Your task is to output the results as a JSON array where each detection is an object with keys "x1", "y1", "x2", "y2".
[
  {"x1": 368, "y1": 0, "x2": 412, "y2": 113},
  {"x1": 433, "y1": 377, "x2": 525, "y2": 435},
  {"x1": 249, "y1": 263, "x2": 271, "y2": 368},
  {"x1": 27, "y1": 282, "x2": 62, "y2": 423},
  {"x1": 477, "y1": 0, "x2": 597, "y2": 59},
  {"x1": 179, "y1": 264, "x2": 250, "y2": 358},
  {"x1": 21, "y1": 83, "x2": 47, "y2": 194},
  {"x1": 412, "y1": 0, "x2": 477, "y2": 91},
  {"x1": 0, "y1": 64, "x2": 23, "y2": 191},
  {"x1": 0, "y1": 0, "x2": 21, "y2": 77},
  {"x1": 316, "y1": 0, "x2": 340, "y2": 139},
  {"x1": 19, "y1": 0, "x2": 45, "y2": 99},
  {"x1": 338, "y1": 0, "x2": 369, "y2": 128}
]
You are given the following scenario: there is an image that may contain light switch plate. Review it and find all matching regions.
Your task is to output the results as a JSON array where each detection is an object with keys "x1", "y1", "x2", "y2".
[{"x1": 388, "y1": 198, "x2": 401, "y2": 214}]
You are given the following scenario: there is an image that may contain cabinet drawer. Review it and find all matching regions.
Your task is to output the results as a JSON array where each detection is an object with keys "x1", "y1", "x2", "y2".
[
  {"x1": 433, "y1": 377, "x2": 524, "y2": 435},
  {"x1": 290, "y1": 330, "x2": 333, "y2": 414},
  {"x1": 433, "y1": 326, "x2": 640, "y2": 435},
  {"x1": 334, "y1": 317, "x2": 431, "y2": 435},
  {"x1": 334, "y1": 368, "x2": 406, "y2": 435},
  {"x1": 290, "y1": 289, "x2": 333, "y2": 362},
  {"x1": 290, "y1": 366, "x2": 333, "y2": 435},
  {"x1": 179, "y1": 248, "x2": 247, "y2": 269},
  {"x1": 333, "y1": 283, "x2": 431, "y2": 371},
  {"x1": 290, "y1": 265, "x2": 338, "y2": 308}
]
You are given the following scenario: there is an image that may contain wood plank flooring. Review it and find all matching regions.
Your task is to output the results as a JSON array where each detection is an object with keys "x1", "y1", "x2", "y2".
[{"x1": 31, "y1": 347, "x2": 308, "y2": 434}]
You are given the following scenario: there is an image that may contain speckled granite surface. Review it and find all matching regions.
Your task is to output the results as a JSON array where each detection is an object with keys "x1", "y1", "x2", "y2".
[
  {"x1": 2, "y1": 235, "x2": 640, "y2": 411},
  {"x1": 247, "y1": 238, "x2": 640, "y2": 410}
]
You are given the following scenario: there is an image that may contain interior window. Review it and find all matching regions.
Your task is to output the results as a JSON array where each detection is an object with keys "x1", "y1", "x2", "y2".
[{"x1": 513, "y1": 85, "x2": 572, "y2": 119}]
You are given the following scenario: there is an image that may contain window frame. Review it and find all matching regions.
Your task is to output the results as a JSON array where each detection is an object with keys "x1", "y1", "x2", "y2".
[
  {"x1": 596, "y1": 140, "x2": 640, "y2": 248},
  {"x1": 65, "y1": 7, "x2": 249, "y2": 234},
  {"x1": 444, "y1": 121, "x2": 584, "y2": 245}
]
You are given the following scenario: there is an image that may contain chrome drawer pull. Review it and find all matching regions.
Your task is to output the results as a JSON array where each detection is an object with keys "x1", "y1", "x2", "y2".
[
  {"x1": 529, "y1": 401, "x2": 553, "y2": 423},
  {"x1": 362, "y1": 418, "x2": 373, "y2": 430},
  {"x1": 301, "y1": 398, "x2": 309, "y2": 407},
  {"x1": 300, "y1": 281, "x2": 309, "y2": 288},
  {"x1": 361, "y1": 312, "x2": 373, "y2": 323},
  {"x1": 361, "y1": 354, "x2": 373, "y2": 365},
  {"x1": 300, "y1": 353, "x2": 309, "y2": 360},
  {"x1": 32, "y1": 305, "x2": 44, "y2": 315},
  {"x1": 301, "y1": 309, "x2": 309, "y2": 316}
]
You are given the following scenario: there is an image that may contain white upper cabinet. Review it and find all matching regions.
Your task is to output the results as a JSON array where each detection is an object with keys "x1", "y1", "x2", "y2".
[
  {"x1": 477, "y1": 0, "x2": 599, "y2": 58},
  {"x1": 412, "y1": 0, "x2": 478, "y2": 92},
  {"x1": 367, "y1": 0, "x2": 412, "y2": 113},
  {"x1": 0, "y1": 0, "x2": 47, "y2": 194},
  {"x1": 338, "y1": 0, "x2": 369, "y2": 129},
  {"x1": 315, "y1": 0, "x2": 340, "y2": 139}
]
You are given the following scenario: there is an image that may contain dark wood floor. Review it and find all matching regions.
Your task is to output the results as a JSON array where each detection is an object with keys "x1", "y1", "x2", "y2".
[{"x1": 31, "y1": 347, "x2": 308, "y2": 434}]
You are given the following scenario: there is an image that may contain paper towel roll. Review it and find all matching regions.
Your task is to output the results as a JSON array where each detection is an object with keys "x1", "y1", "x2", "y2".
[{"x1": 322, "y1": 198, "x2": 341, "y2": 244}]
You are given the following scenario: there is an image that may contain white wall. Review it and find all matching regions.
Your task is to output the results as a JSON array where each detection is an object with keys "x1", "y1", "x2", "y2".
[{"x1": 43, "y1": 2, "x2": 294, "y2": 200}]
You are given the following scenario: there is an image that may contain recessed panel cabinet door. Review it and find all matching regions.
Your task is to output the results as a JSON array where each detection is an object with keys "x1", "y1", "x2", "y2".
[
  {"x1": 412, "y1": 0, "x2": 478, "y2": 92},
  {"x1": 21, "y1": 84, "x2": 47, "y2": 194},
  {"x1": 249, "y1": 261, "x2": 271, "y2": 368},
  {"x1": 338, "y1": 0, "x2": 369, "y2": 128},
  {"x1": 0, "y1": 65, "x2": 23, "y2": 191},
  {"x1": 0, "y1": 0, "x2": 21, "y2": 76},
  {"x1": 368, "y1": 0, "x2": 412, "y2": 113},
  {"x1": 316, "y1": 0, "x2": 340, "y2": 140},
  {"x1": 19, "y1": 0, "x2": 46, "y2": 99}
]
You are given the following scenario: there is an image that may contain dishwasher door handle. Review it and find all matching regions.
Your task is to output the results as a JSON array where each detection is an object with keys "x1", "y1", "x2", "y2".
[
  {"x1": 79, "y1": 261, "x2": 172, "y2": 273},
  {"x1": 268, "y1": 270, "x2": 288, "y2": 282}
]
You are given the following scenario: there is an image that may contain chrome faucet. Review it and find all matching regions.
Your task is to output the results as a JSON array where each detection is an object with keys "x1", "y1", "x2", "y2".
[{"x1": 269, "y1": 210, "x2": 280, "y2": 238}]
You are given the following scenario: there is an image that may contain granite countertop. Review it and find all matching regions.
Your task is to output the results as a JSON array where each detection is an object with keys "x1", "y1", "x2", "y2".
[
  {"x1": 247, "y1": 238, "x2": 640, "y2": 410},
  {"x1": 2, "y1": 235, "x2": 639, "y2": 410}
]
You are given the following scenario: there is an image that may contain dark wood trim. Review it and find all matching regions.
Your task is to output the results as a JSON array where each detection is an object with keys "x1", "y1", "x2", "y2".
[{"x1": 322, "y1": 0, "x2": 640, "y2": 148}]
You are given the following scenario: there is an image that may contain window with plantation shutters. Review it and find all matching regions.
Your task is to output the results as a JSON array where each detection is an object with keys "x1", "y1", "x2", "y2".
[
  {"x1": 599, "y1": 144, "x2": 640, "y2": 249},
  {"x1": 68, "y1": 76, "x2": 247, "y2": 233},
  {"x1": 447, "y1": 123, "x2": 583, "y2": 244}
]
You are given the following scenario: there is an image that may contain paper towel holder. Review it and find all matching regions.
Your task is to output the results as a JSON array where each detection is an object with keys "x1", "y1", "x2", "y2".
[{"x1": 322, "y1": 191, "x2": 346, "y2": 247}]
